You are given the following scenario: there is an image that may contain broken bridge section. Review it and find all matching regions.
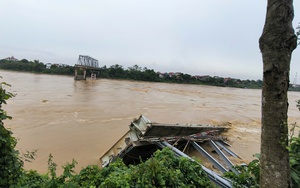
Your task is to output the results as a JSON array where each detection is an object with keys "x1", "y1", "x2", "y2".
[
  {"x1": 100, "y1": 115, "x2": 240, "y2": 188},
  {"x1": 74, "y1": 55, "x2": 101, "y2": 80}
]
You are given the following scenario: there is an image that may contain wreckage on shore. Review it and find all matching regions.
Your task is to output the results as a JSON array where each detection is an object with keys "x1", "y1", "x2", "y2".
[{"x1": 99, "y1": 115, "x2": 241, "y2": 188}]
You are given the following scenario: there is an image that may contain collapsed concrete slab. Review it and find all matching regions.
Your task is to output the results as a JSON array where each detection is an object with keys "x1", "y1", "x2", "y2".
[{"x1": 99, "y1": 115, "x2": 239, "y2": 188}]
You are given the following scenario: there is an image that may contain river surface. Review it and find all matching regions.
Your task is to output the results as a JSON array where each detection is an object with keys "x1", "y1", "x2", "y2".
[{"x1": 1, "y1": 70, "x2": 300, "y2": 174}]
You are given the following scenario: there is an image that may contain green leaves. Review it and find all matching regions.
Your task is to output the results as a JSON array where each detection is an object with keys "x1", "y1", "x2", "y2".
[
  {"x1": 128, "y1": 148, "x2": 212, "y2": 188},
  {"x1": 0, "y1": 78, "x2": 23, "y2": 187},
  {"x1": 287, "y1": 135, "x2": 300, "y2": 187},
  {"x1": 223, "y1": 155, "x2": 260, "y2": 188},
  {"x1": 31, "y1": 148, "x2": 212, "y2": 188},
  {"x1": 0, "y1": 80, "x2": 14, "y2": 121},
  {"x1": 224, "y1": 133, "x2": 300, "y2": 188}
]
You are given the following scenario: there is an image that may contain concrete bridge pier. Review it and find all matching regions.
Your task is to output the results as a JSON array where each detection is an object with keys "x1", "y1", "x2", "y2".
[
  {"x1": 74, "y1": 69, "x2": 87, "y2": 80},
  {"x1": 91, "y1": 72, "x2": 96, "y2": 79}
]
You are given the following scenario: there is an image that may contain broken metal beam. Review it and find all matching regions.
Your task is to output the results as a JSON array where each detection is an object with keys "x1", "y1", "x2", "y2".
[
  {"x1": 209, "y1": 140, "x2": 239, "y2": 175},
  {"x1": 214, "y1": 141, "x2": 240, "y2": 159},
  {"x1": 190, "y1": 141, "x2": 228, "y2": 173},
  {"x1": 157, "y1": 141, "x2": 232, "y2": 188}
]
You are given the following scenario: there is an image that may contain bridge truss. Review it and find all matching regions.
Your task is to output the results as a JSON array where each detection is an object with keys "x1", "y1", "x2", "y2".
[
  {"x1": 77, "y1": 55, "x2": 99, "y2": 68},
  {"x1": 74, "y1": 55, "x2": 100, "y2": 80}
]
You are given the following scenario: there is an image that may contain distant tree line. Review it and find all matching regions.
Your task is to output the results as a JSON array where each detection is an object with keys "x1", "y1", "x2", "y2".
[
  {"x1": 93, "y1": 64, "x2": 264, "y2": 89},
  {"x1": 0, "y1": 59, "x2": 74, "y2": 75},
  {"x1": 1, "y1": 58, "x2": 299, "y2": 90}
]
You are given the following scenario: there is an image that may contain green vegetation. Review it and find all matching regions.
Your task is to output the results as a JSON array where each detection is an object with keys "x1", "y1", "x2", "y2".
[
  {"x1": 16, "y1": 149, "x2": 213, "y2": 188},
  {"x1": 3, "y1": 57, "x2": 300, "y2": 91},
  {"x1": 0, "y1": 58, "x2": 268, "y2": 89},
  {"x1": 223, "y1": 155, "x2": 260, "y2": 188},
  {"x1": 0, "y1": 59, "x2": 74, "y2": 76},
  {"x1": 222, "y1": 96, "x2": 300, "y2": 188},
  {"x1": 0, "y1": 79, "x2": 23, "y2": 187},
  {"x1": 223, "y1": 121, "x2": 300, "y2": 188}
]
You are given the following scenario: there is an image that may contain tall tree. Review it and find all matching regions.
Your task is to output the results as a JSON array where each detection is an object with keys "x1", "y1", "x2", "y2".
[{"x1": 259, "y1": 0, "x2": 297, "y2": 187}]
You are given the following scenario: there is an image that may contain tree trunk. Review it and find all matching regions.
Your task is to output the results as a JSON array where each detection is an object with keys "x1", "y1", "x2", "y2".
[{"x1": 259, "y1": 0, "x2": 297, "y2": 187}]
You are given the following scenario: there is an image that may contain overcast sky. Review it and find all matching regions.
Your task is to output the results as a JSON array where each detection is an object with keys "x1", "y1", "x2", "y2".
[{"x1": 1, "y1": 0, "x2": 300, "y2": 81}]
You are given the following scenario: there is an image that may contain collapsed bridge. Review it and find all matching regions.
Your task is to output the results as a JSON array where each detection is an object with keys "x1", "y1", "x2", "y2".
[
  {"x1": 74, "y1": 55, "x2": 100, "y2": 80},
  {"x1": 100, "y1": 115, "x2": 242, "y2": 188}
]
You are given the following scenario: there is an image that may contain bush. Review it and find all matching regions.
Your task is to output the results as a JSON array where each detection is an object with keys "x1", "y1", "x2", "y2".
[{"x1": 0, "y1": 79, "x2": 23, "y2": 187}]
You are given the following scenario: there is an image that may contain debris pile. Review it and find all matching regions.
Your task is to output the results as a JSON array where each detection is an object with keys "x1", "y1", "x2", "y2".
[{"x1": 100, "y1": 115, "x2": 241, "y2": 188}]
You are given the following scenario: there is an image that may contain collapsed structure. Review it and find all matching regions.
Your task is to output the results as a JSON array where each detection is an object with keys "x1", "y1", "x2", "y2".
[{"x1": 100, "y1": 115, "x2": 241, "y2": 188}]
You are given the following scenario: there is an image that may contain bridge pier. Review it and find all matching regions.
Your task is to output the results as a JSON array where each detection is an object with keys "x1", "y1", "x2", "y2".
[
  {"x1": 74, "y1": 69, "x2": 87, "y2": 80},
  {"x1": 91, "y1": 72, "x2": 96, "y2": 79}
]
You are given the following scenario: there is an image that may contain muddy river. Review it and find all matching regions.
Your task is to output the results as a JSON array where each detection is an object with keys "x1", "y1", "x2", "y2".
[{"x1": 1, "y1": 70, "x2": 300, "y2": 174}]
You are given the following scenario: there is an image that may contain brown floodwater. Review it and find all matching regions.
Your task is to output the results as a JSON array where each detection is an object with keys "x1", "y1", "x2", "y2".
[{"x1": 1, "y1": 70, "x2": 300, "y2": 174}]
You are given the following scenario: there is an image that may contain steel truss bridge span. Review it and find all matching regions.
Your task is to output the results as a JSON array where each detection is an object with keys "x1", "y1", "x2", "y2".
[
  {"x1": 74, "y1": 55, "x2": 100, "y2": 80},
  {"x1": 76, "y1": 55, "x2": 99, "y2": 68}
]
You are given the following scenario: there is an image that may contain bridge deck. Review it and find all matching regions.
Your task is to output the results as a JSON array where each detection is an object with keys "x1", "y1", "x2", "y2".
[{"x1": 74, "y1": 64, "x2": 101, "y2": 70}]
